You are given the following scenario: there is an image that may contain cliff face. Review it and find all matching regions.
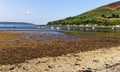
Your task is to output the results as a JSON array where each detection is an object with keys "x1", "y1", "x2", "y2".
[{"x1": 47, "y1": 1, "x2": 120, "y2": 26}]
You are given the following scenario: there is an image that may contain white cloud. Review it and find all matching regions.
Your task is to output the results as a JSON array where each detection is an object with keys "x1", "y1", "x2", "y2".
[{"x1": 23, "y1": 11, "x2": 32, "y2": 15}]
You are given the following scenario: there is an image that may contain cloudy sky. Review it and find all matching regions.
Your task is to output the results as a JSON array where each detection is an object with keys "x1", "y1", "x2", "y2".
[{"x1": 0, "y1": 0, "x2": 118, "y2": 24}]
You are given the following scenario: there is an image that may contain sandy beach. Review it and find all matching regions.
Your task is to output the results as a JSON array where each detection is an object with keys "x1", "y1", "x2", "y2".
[
  {"x1": 0, "y1": 46, "x2": 120, "y2": 72},
  {"x1": 0, "y1": 30, "x2": 120, "y2": 72}
]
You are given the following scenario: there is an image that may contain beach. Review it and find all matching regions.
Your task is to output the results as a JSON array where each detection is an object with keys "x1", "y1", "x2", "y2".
[
  {"x1": 1, "y1": 46, "x2": 120, "y2": 72},
  {"x1": 0, "y1": 30, "x2": 120, "y2": 72}
]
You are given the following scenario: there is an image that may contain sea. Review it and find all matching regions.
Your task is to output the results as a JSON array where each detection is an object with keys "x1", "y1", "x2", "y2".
[{"x1": 0, "y1": 24, "x2": 61, "y2": 30}]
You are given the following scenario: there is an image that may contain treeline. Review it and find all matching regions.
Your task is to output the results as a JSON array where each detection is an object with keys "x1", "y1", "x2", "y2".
[
  {"x1": 47, "y1": 17, "x2": 120, "y2": 26},
  {"x1": 101, "y1": 13, "x2": 120, "y2": 19}
]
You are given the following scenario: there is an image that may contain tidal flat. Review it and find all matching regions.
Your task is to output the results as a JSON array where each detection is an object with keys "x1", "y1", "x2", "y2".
[{"x1": 0, "y1": 30, "x2": 120, "y2": 72}]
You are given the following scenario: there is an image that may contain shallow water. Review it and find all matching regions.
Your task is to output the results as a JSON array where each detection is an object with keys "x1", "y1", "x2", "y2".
[
  {"x1": 6, "y1": 31, "x2": 80, "y2": 41},
  {"x1": 27, "y1": 31, "x2": 79, "y2": 40},
  {"x1": 0, "y1": 25, "x2": 56, "y2": 30}
]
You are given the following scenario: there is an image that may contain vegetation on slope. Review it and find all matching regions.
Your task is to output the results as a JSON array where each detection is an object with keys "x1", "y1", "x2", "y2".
[{"x1": 47, "y1": 1, "x2": 120, "y2": 26}]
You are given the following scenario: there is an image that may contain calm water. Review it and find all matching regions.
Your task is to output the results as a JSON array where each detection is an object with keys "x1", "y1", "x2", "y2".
[
  {"x1": 1, "y1": 24, "x2": 119, "y2": 32},
  {"x1": 0, "y1": 25, "x2": 57, "y2": 30}
]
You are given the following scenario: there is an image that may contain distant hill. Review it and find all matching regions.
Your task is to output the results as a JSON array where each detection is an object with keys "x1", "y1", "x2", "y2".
[
  {"x1": 0, "y1": 22, "x2": 35, "y2": 25},
  {"x1": 0, "y1": 22, "x2": 37, "y2": 28},
  {"x1": 47, "y1": 1, "x2": 120, "y2": 26}
]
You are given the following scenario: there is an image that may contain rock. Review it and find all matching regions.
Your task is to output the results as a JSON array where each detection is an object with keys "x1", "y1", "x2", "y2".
[
  {"x1": 77, "y1": 59, "x2": 82, "y2": 61},
  {"x1": 36, "y1": 61, "x2": 41, "y2": 64},
  {"x1": 76, "y1": 70, "x2": 81, "y2": 72},
  {"x1": 73, "y1": 54, "x2": 80, "y2": 57},
  {"x1": 8, "y1": 67, "x2": 14, "y2": 70},
  {"x1": 105, "y1": 63, "x2": 110, "y2": 68},
  {"x1": 23, "y1": 66, "x2": 26, "y2": 70},
  {"x1": 93, "y1": 60, "x2": 99, "y2": 63},
  {"x1": 15, "y1": 64, "x2": 21, "y2": 68},
  {"x1": 59, "y1": 65, "x2": 61, "y2": 67},
  {"x1": 44, "y1": 69, "x2": 49, "y2": 71},
  {"x1": 87, "y1": 68, "x2": 91, "y2": 70},
  {"x1": 48, "y1": 65, "x2": 54, "y2": 68},
  {"x1": 74, "y1": 59, "x2": 82, "y2": 66},
  {"x1": 36, "y1": 60, "x2": 47, "y2": 64},
  {"x1": 81, "y1": 69, "x2": 92, "y2": 72},
  {"x1": 74, "y1": 62, "x2": 80, "y2": 66}
]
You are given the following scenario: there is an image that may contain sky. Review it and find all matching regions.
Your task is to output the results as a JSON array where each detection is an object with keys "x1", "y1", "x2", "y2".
[{"x1": 0, "y1": 0, "x2": 119, "y2": 25}]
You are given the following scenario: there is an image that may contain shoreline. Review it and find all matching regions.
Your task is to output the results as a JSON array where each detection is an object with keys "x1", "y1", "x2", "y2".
[{"x1": 0, "y1": 46, "x2": 120, "y2": 72}]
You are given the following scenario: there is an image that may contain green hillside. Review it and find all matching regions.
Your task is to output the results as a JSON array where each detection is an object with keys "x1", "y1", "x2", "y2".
[{"x1": 47, "y1": 1, "x2": 120, "y2": 26}]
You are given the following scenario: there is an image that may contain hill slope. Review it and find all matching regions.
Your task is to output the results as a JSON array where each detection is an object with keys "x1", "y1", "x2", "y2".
[
  {"x1": 0, "y1": 22, "x2": 35, "y2": 25},
  {"x1": 47, "y1": 1, "x2": 120, "y2": 26}
]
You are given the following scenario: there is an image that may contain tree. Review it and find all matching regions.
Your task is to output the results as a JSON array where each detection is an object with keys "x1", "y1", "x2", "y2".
[
  {"x1": 112, "y1": 13, "x2": 119, "y2": 18},
  {"x1": 101, "y1": 14, "x2": 105, "y2": 18}
]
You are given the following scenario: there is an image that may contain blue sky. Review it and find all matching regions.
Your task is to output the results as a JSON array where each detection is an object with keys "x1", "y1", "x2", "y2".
[{"x1": 0, "y1": 0, "x2": 118, "y2": 25}]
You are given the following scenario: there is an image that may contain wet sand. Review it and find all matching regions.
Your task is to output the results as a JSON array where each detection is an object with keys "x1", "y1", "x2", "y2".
[{"x1": 0, "y1": 30, "x2": 120, "y2": 72}]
